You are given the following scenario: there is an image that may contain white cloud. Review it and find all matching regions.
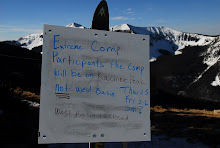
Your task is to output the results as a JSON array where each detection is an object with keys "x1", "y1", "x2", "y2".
[
  {"x1": 111, "y1": 16, "x2": 129, "y2": 20},
  {"x1": 0, "y1": 26, "x2": 43, "y2": 41},
  {"x1": 127, "y1": 11, "x2": 134, "y2": 14},
  {"x1": 0, "y1": 26, "x2": 42, "y2": 33},
  {"x1": 123, "y1": 8, "x2": 135, "y2": 15},
  {"x1": 8, "y1": 28, "x2": 42, "y2": 33},
  {"x1": 0, "y1": 25, "x2": 14, "y2": 28},
  {"x1": 112, "y1": 8, "x2": 136, "y2": 21},
  {"x1": 110, "y1": 16, "x2": 135, "y2": 21}
]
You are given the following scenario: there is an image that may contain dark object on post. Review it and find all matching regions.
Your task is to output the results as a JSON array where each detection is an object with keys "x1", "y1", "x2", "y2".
[{"x1": 91, "y1": 0, "x2": 109, "y2": 31}]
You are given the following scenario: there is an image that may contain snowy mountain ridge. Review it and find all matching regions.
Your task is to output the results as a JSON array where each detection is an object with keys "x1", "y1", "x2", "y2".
[
  {"x1": 65, "y1": 22, "x2": 86, "y2": 29},
  {"x1": 16, "y1": 23, "x2": 219, "y2": 73},
  {"x1": 3, "y1": 22, "x2": 220, "y2": 101},
  {"x1": 110, "y1": 24, "x2": 220, "y2": 96},
  {"x1": 10, "y1": 23, "x2": 220, "y2": 75},
  {"x1": 111, "y1": 24, "x2": 217, "y2": 59},
  {"x1": 17, "y1": 33, "x2": 43, "y2": 50},
  {"x1": 14, "y1": 23, "x2": 218, "y2": 54},
  {"x1": 15, "y1": 23, "x2": 87, "y2": 50}
]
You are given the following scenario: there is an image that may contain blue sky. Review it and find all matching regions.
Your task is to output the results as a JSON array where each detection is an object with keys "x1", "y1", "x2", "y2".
[{"x1": 0, "y1": 0, "x2": 220, "y2": 41}]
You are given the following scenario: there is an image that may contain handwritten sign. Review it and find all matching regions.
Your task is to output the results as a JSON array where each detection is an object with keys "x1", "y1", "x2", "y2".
[{"x1": 38, "y1": 24, "x2": 150, "y2": 144}]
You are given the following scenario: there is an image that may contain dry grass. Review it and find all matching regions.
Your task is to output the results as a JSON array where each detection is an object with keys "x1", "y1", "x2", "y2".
[
  {"x1": 151, "y1": 105, "x2": 220, "y2": 118},
  {"x1": 151, "y1": 105, "x2": 220, "y2": 147},
  {"x1": 13, "y1": 87, "x2": 40, "y2": 100},
  {"x1": 151, "y1": 105, "x2": 167, "y2": 112}
]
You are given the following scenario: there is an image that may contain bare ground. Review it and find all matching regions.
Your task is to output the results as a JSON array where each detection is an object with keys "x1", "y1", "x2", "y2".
[{"x1": 151, "y1": 106, "x2": 220, "y2": 147}]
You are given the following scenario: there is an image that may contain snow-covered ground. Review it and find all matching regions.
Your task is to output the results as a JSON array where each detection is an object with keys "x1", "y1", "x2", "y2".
[{"x1": 47, "y1": 135, "x2": 209, "y2": 148}]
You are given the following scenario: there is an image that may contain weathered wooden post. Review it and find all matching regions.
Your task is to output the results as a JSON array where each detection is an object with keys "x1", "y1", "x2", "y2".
[{"x1": 91, "y1": 1, "x2": 109, "y2": 148}]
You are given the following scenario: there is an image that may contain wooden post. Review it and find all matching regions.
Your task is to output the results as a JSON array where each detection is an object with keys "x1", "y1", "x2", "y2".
[
  {"x1": 90, "y1": 0, "x2": 109, "y2": 147},
  {"x1": 123, "y1": 142, "x2": 128, "y2": 148}
]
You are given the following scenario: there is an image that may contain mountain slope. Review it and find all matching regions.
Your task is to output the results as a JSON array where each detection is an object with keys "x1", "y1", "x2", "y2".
[
  {"x1": 13, "y1": 23, "x2": 86, "y2": 50},
  {"x1": 17, "y1": 33, "x2": 43, "y2": 50},
  {"x1": 4, "y1": 23, "x2": 220, "y2": 102},
  {"x1": 150, "y1": 38, "x2": 220, "y2": 102},
  {"x1": 111, "y1": 24, "x2": 216, "y2": 59},
  {"x1": 9, "y1": 23, "x2": 218, "y2": 56},
  {"x1": 111, "y1": 24, "x2": 220, "y2": 102}
]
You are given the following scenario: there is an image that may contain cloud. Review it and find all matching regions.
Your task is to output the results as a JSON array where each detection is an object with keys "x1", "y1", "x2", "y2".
[
  {"x1": 123, "y1": 8, "x2": 135, "y2": 15},
  {"x1": 127, "y1": 11, "x2": 134, "y2": 14},
  {"x1": 0, "y1": 25, "x2": 42, "y2": 41},
  {"x1": 8, "y1": 28, "x2": 42, "y2": 33},
  {"x1": 0, "y1": 25, "x2": 14, "y2": 28},
  {"x1": 111, "y1": 16, "x2": 129, "y2": 20},
  {"x1": 111, "y1": 8, "x2": 137, "y2": 21},
  {"x1": 110, "y1": 16, "x2": 135, "y2": 21},
  {"x1": 0, "y1": 26, "x2": 42, "y2": 33}
]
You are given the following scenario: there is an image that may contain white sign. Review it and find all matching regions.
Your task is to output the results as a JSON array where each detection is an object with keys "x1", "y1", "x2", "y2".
[{"x1": 38, "y1": 24, "x2": 150, "y2": 144}]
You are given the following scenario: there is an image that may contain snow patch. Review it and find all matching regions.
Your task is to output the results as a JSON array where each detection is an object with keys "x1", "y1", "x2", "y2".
[
  {"x1": 66, "y1": 23, "x2": 86, "y2": 29},
  {"x1": 21, "y1": 99, "x2": 40, "y2": 108},
  {"x1": 150, "y1": 57, "x2": 157, "y2": 62},
  {"x1": 175, "y1": 50, "x2": 182, "y2": 55},
  {"x1": 211, "y1": 75, "x2": 220, "y2": 87},
  {"x1": 190, "y1": 65, "x2": 212, "y2": 85},
  {"x1": 110, "y1": 24, "x2": 130, "y2": 31},
  {"x1": 18, "y1": 33, "x2": 43, "y2": 50},
  {"x1": 202, "y1": 37, "x2": 220, "y2": 66}
]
